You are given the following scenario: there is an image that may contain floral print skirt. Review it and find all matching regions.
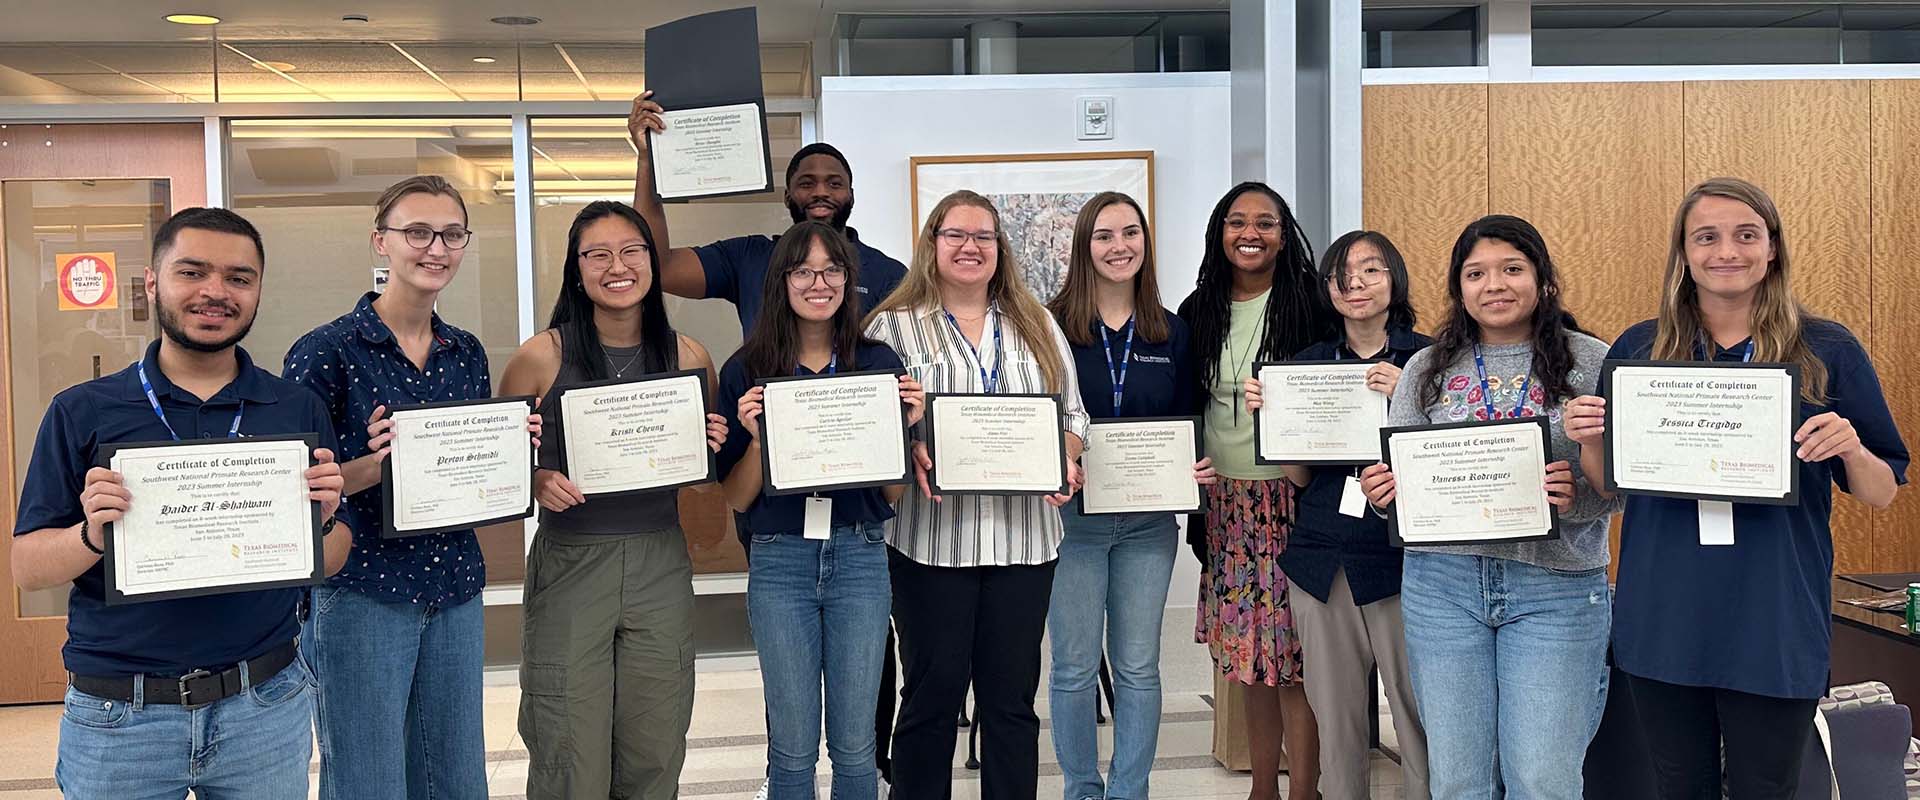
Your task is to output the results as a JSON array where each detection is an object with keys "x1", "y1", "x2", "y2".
[{"x1": 1194, "y1": 476, "x2": 1304, "y2": 687}]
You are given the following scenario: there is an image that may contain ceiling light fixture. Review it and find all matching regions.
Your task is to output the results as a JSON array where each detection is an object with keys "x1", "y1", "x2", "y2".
[
  {"x1": 472, "y1": 56, "x2": 497, "y2": 64},
  {"x1": 342, "y1": 14, "x2": 369, "y2": 23},
  {"x1": 164, "y1": 13, "x2": 221, "y2": 25},
  {"x1": 490, "y1": 16, "x2": 541, "y2": 26},
  {"x1": 250, "y1": 61, "x2": 298, "y2": 72}
]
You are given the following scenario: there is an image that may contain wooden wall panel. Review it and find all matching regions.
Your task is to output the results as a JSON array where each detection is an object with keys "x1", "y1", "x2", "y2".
[
  {"x1": 1362, "y1": 84, "x2": 1489, "y2": 326},
  {"x1": 1683, "y1": 80, "x2": 1878, "y2": 572},
  {"x1": 1870, "y1": 80, "x2": 1920, "y2": 574},
  {"x1": 1488, "y1": 83, "x2": 1684, "y2": 342}
]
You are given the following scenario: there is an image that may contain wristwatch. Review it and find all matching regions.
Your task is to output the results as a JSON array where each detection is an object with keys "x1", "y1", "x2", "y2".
[{"x1": 79, "y1": 520, "x2": 103, "y2": 555}]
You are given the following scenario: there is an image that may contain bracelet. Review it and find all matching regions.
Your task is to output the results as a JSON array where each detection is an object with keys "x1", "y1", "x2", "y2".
[
  {"x1": 320, "y1": 515, "x2": 339, "y2": 536},
  {"x1": 79, "y1": 520, "x2": 104, "y2": 555}
]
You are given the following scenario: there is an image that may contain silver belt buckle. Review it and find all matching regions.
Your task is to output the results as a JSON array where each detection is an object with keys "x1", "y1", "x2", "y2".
[{"x1": 176, "y1": 669, "x2": 214, "y2": 709}]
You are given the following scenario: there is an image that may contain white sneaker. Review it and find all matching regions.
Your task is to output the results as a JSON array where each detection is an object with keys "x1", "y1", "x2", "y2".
[{"x1": 753, "y1": 781, "x2": 770, "y2": 800}]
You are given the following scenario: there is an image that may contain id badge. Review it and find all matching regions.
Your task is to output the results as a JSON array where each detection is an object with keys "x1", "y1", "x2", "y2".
[{"x1": 804, "y1": 497, "x2": 832, "y2": 540}]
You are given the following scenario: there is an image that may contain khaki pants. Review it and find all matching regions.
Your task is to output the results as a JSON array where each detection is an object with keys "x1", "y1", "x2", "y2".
[
  {"x1": 518, "y1": 528, "x2": 696, "y2": 800},
  {"x1": 1288, "y1": 568, "x2": 1430, "y2": 800}
]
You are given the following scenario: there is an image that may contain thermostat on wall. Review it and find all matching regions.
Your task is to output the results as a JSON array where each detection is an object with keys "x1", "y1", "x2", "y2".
[{"x1": 1078, "y1": 96, "x2": 1115, "y2": 140}]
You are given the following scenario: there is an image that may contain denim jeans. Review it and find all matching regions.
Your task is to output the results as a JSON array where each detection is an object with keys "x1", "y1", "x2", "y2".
[
  {"x1": 1401, "y1": 551, "x2": 1611, "y2": 800},
  {"x1": 56, "y1": 655, "x2": 316, "y2": 800},
  {"x1": 305, "y1": 586, "x2": 489, "y2": 800},
  {"x1": 1047, "y1": 499, "x2": 1178, "y2": 800},
  {"x1": 748, "y1": 523, "x2": 892, "y2": 800}
]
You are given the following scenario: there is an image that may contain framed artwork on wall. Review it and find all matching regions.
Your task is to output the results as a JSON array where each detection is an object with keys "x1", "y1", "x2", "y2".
[{"x1": 910, "y1": 150, "x2": 1155, "y2": 302}]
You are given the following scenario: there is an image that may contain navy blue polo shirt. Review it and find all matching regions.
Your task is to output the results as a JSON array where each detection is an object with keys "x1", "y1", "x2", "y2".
[
  {"x1": 1608, "y1": 319, "x2": 1908, "y2": 699},
  {"x1": 715, "y1": 342, "x2": 905, "y2": 537},
  {"x1": 692, "y1": 227, "x2": 906, "y2": 329},
  {"x1": 1065, "y1": 309, "x2": 1194, "y2": 420},
  {"x1": 1279, "y1": 326, "x2": 1432, "y2": 606},
  {"x1": 283, "y1": 292, "x2": 490, "y2": 608},
  {"x1": 13, "y1": 342, "x2": 340, "y2": 677}
]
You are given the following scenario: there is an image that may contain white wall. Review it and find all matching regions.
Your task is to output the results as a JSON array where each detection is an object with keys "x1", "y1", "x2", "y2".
[
  {"x1": 819, "y1": 72, "x2": 1232, "y2": 313},
  {"x1": 821, "y1": 72, "x2": 1234, "y2": 609}
]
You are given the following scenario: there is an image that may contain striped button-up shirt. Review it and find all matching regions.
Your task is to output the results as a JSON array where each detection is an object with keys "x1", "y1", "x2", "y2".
[{"x1": 866, "y1": 303, "x2": 1091, "y2": 567}]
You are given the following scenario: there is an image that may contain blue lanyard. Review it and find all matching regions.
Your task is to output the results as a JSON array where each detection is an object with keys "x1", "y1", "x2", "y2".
[
  {"x1": 1099, "y1": 317, "x2": 1135, "y2": 412},
  {"x1": 801, "y1": 352, "x2": 839, "y2": 375},
  {"x1": 1704, "y1": 336, "x2": 1755, "y2": 364},
  {"x1": 137, "y1": 360, "x2": 243, "y2": 441},
  {"x1": 943, "y1": 308, "x2": 1003, "y2": 393},
  {"x1": 1471, "y1": 344, "x2": 1531, "y2": 420}
]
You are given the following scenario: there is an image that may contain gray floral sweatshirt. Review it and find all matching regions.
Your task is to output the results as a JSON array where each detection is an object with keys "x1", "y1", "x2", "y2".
[{"x1": 1385, "y1": 334, "x2": 1623, "y2": 571}]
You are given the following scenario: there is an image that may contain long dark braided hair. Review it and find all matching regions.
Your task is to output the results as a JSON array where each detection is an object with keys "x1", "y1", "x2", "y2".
[
  {"x1": 1177, "y1": 182, "x2": 1336, "y2": 406},
  {"x1": 1418, "y1": 214, "x2": 1591, "y2": 410}
]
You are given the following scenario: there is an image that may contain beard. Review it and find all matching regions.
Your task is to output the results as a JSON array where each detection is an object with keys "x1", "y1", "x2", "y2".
[
  {"x1": 157, "y1": 301, "x2": 254, "y2": 353},
  {"x1": 786, "y1": 192, "x2": 855, "y2": 228}
]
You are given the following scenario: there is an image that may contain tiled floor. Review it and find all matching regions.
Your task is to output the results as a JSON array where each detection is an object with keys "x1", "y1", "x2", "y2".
[{"x1": 0, "y1": 608, "x2": 1413, "y2": 799}]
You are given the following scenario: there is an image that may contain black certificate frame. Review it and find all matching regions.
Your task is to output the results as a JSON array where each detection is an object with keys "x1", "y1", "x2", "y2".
[
  {"x1": 1078, "y1": 415, "x2": 1205, "y2": 517},
  {"x1": 1600, "y1": 359, "x2": 1803, "y2": 506},
  {"x1": 925, "y1": 392, "x2": 1069, "y2": 497},
  {"x1": 1381, "y1": 416, "x2": 1562, "y2": 548},
  {"x1": 1251, "y1": 359, "x2": 1388, "y2": 466},
  {"x1": 97, "y1": 433, "x2": 324, "y2": 605},
  {"x1": 756, "y1": 368, "x2": 911, "y2": 497},
  {"x1": 555, "y1": 369, "x2": 719, "y2": 500},
  {"x1": 380, "y1": 395, "x2": 537, "y2": 539}
]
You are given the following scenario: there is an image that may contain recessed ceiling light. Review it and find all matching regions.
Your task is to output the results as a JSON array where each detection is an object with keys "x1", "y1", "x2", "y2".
[
  {"x1": 164, "y1": 13, "x2": 221, "y2": 25},
  {"x1": 250, "y1": 61, "x2": 298, "y2": 72},
  {"x1": 472, "y1": 56, "x2": 497, "y2": 64},
  {"x1": 490, "y1": 16, "x2": 541, "y2": 26},
  {"x1": 342, "y1": 14, "x2": 369, "y2": 23}
]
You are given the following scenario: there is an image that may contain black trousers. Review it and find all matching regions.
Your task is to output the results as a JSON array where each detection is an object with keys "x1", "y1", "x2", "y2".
[
  {"x1": 875, "y1": 626, "x2": 896, "y2": 781},
  {"x1": 1625, "y1": 672, "x2": 1820, "y2": 800},
  {"x1": 887, "y1": 548, "x2": 1056, "y2": 800}
]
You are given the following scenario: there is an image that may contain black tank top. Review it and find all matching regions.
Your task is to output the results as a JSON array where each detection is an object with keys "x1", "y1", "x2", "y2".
[{"x1": 536, "y1": 330, "x2": 681, "y2": 535}]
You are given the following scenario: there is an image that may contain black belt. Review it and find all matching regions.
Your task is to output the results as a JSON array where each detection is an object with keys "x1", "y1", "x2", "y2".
[{"x1": 69, "y1": 640, "x2": 299, "y2": 709}]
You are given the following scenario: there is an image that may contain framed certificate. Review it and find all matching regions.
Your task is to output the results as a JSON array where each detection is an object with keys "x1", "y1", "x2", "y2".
[
  {"x1": 1602, "y1": 360, "x2": 1801, "y2": 505},
  {"x1": 557, "y1": 369, "x2": 717, "y2": 499},
  {"x1": 926, "y1": 393, "x2": 1068, "y2": 496},
  {"x1": 97, "y1": 434, "x2": 323, "y2": 605},
  {"x1": 647, "y1": 103, "x2": 775, "y2": 200},
  {"x1": 1080, "y1": 416, "x2": 1203, "y2": 516},
  {"x1": 1382, "y1": 417, "x2": 1559, "y2": 547},
  {"x1": 381, "y1": 397, "x2": 536, "y2": 538},
  {"x1": 1253, "y1": 360, "x2": 1388, "y2": 465},
  {"x1": 757, "y1": 369, "x2": 910, "y2": 496}
]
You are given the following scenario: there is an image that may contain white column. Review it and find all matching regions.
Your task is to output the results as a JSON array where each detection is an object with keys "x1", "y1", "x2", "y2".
[
  {"x1": 1486, "y1": 0, "x2": 1533, "y2": 82},
  {"x1": 1230, "y1": 0, "x2": 1361, "y2": 250},
  {"x1": 969, "y1": 20, "x2": 1021, "y2": 75}
]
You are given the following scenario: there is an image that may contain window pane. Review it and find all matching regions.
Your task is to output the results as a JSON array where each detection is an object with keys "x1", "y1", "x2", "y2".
[
  {"x1": 1841, "y1": 4, "x2": 1920, "y2": 63},
  {"x1": 838, "y1": 11, "x2": 1228, "y2": 75},
  {"x1": 1533, "y1": 4, "x2": 1843, "y2": 66},
  {"x1": 226, "y1": 117, "x2": 525, "y2": 582},
  {"x1": 1363, "y1": 6, "x2": 1481, "y2": 68}
]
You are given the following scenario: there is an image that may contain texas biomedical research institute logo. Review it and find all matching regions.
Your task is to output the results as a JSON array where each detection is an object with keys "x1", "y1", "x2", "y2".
[{"x1": 57, "y1": 251, "x2": 119, "y2": 311}]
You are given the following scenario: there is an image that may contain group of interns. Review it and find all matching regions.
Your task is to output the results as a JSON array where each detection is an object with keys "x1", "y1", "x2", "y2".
[{"x1": 9, "y1": 84, "x2": 1907, "y2": 800}]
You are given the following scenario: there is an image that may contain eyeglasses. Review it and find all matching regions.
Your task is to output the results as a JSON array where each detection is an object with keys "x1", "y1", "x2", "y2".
[
  {"x1": 579, "y1": 245, "x2": 650, "y2": 269},
  {"x1": 1224, "y1": 218, "x2": 1280, "y2": 234},
  {"x1": 787, "y1": 265, "x2": 849, "y2": 289},
  {"x1": 380, "y1": 226, "x2": 472, "y2": 250},
  {"x1": 1332, "y1": 266, "x2": 1390, "y2": 288},
  {"x1": 936, "y1": 228, "x2": 997, "y2": 248}
]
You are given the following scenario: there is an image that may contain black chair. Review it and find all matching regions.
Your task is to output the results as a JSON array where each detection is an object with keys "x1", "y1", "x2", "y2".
[{"x1": 963, "y1": 654, "x2": 1115, "y2": 770}]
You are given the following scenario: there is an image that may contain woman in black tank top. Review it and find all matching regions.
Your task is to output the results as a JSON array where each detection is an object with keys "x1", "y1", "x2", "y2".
[{"x1": 499, "y1": 201, "x2": 728, "y2": 800}]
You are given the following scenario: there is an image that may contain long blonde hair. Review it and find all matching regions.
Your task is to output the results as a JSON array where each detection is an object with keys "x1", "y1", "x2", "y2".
[
  {"x1": 1652, "y1": 177, "x2": 1828, "y2": 402},
  {"x1": 869, "y1": 190, "x2": 1068, "y2": 393}
]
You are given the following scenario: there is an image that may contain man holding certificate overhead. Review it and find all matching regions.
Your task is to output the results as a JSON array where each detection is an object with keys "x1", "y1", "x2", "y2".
[
  {"x1": 865, "y1": 190, "x2": 1090, "y2": 799},
  {"x1": 1566, "y1": 179, "x2": 1906, "y2": 798},
  {"x1": 1359, "y1": 215, "x2": 1621, "y2": 800},
  {"x1": 12, "y1": 208, "x2": 351, "y2": 799}
]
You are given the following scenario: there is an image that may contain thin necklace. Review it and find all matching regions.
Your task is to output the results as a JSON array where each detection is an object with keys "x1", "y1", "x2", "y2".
[{"x1": 606, "y1": 348, "x2": 643, "y2": 378}]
